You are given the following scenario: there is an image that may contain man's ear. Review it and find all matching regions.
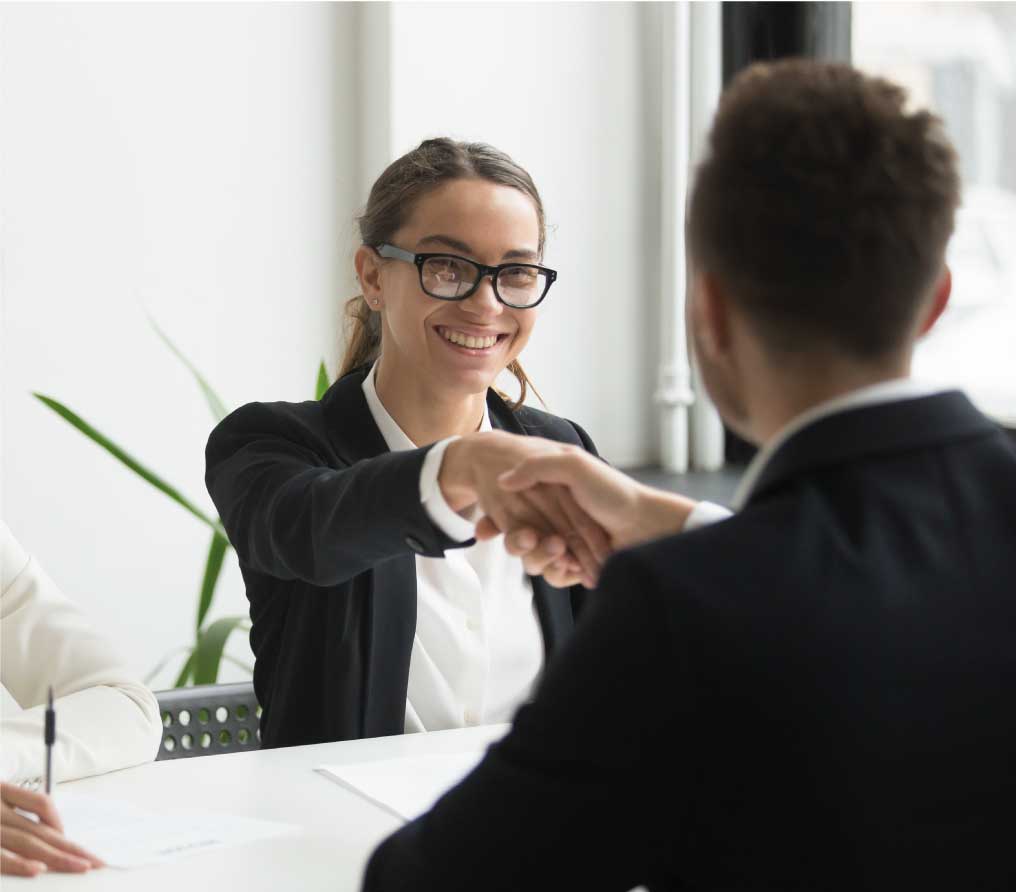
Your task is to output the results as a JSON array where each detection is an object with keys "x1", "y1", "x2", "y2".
[
  {"x1": 918, "y1": 265, "x2": 951, "y2": 337},
  {"x1": 690, "y1": 271, "x2": 734, "y2": 360},
  {"x1": 354, "y1": 245, "x2": 383, "y2": 307}
]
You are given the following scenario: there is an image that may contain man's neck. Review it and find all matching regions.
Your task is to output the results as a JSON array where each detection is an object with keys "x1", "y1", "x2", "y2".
[
  {"x1": 373, "y1": 356, "x2": 487, "y2": 447},
  {"x1": 748, "y1": 354, "x2": 912, "y2": 446}
]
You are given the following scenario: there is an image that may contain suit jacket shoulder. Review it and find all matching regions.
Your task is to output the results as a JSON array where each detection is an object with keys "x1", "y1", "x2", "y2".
[
  {"x1": 491, "y1": 397, "x2": 598, "y2": 456},
  {"x1": 207, "y1": 397, "x2": 335, "y2": 466}
]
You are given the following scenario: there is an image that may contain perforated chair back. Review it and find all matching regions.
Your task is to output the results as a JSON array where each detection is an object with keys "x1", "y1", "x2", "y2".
[{"x1": 155, "y1": 682, "x2": 261, "y2": 760}]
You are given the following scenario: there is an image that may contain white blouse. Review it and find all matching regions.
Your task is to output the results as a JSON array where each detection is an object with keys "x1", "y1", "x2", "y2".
[
  {"x1": 1, "y1": 521, "x2": 162, "y2": 784},
  {"x1": 361, "y1": 364, "x2": 544, "y2": 733}
]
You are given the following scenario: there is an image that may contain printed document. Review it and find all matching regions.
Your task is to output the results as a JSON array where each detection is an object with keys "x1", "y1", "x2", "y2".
[{"x1": 54, "y1": 790, "x2": 296, "y2": 869}]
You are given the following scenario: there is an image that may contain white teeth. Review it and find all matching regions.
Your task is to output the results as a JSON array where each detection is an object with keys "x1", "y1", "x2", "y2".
[{"x1": 442, "y1": 329, "x2": 499, "y2": 349}]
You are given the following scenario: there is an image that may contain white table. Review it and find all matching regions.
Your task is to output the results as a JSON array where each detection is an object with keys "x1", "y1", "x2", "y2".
[{"x1": 16, "y1": 724, "x2": 509, "y2": 891}]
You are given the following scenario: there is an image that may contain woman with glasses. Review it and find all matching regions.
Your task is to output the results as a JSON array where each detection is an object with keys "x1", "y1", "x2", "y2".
[{"x1": 205, "y1": 138, "x2": 604, "y2": 749}]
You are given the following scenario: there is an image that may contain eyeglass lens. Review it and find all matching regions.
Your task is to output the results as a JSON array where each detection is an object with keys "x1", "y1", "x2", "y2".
[{"x1": 420, "y1": 256, "x2": 548, "y2": 307}]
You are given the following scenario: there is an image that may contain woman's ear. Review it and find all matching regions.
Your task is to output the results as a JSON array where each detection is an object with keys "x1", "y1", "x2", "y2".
[{"x1": 354, "y1": 245, "x2": 383, "y2": 309}]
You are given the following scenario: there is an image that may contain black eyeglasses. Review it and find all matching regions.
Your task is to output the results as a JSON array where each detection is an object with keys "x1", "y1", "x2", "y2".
[{"x1": 373, "y1": 243, "x2": 557, "y2": 309}]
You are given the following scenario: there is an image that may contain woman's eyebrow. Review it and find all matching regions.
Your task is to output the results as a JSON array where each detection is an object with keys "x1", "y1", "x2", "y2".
[
  {"x1": 416, "y1": 234, "x2": 539, "y2": 262},
  {"x1": 417, "y1": 234, "x2": 473, "y2": 254},
  {"x1": 502, "y1": 248, "x2": 539, "y2": 262}
]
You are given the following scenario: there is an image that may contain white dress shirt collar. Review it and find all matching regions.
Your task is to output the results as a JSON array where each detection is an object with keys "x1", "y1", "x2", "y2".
[
  {"x1": 733, "y1": 377, "x2": 949, "y2": 509},
  {"x1": 361, "y1": 360, "x2": 491, "y2": 451}
]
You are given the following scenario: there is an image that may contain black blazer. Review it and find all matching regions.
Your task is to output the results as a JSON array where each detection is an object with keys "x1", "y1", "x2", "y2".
[
  {"x1": 205, "y1": 365, "x2": 597, "y2": 748},
  {"x1": 364, "y1": 392, "x2": 1016, "y2": 892}
]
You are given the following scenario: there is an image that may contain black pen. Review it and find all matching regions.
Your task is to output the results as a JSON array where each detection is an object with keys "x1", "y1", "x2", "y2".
[{"x1": 45, "y1": 686, "x2": 55, "y2": 795}]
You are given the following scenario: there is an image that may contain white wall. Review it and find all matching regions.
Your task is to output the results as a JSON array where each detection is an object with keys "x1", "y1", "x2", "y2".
[
  {"x1": 385, "y1": 1, "x2": 663, "y2": 467},
  {"x1": 1, "y1": 1, "x2": 673, "y2": 690},
  {"x1": 1, "y1": 3, "x2": 358, "y2": 685}
]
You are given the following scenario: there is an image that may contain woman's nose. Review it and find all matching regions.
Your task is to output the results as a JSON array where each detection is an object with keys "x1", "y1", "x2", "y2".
[{"x1": 462, "y1": 275, "x2": 503, "y2": 316}]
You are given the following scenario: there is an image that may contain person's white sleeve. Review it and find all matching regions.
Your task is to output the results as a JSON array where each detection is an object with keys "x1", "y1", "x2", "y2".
[
  {"x1": 1, "y1": 522, "x2": 163, "y2": 784},
  {"x1": 419, "y1": 437, "x2": 477, "y2": 544},
  {"x1": 682, "y1": 500, "x2": 734, "y2": 532}
]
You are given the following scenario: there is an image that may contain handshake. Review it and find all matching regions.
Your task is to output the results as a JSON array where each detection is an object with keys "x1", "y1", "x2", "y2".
[{"x1": 438, "y1": 431, "x2": 698, "y2": 589}]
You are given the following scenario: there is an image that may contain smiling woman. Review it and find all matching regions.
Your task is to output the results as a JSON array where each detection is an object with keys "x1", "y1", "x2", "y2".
[
  {"x1": 356, "y1": 176, "x2": 545, "y2": 432},
  {"x1": 340, "y1": 139, "x2": 551, "y2": 411},
  {"x1": 204, "y1": 138, "x2": 605, "y2": 749}
]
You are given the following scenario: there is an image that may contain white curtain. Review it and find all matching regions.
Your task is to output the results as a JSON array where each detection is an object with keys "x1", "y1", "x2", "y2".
[{"x1": 654, "y1": 1, "x2": 725, "y2": 473}]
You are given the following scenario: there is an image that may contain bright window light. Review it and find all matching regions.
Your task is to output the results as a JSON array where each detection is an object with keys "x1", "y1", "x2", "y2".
[{"x1": 854, "y1": 1, "x2": 1016, "y2": 426}]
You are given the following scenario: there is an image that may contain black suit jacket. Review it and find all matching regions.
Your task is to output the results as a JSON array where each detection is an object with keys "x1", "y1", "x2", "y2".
[
  {"x1": 204, "y1": 366, "x2": 597, "y2": 748},
  {"x1": 364, "y1": 391, "x2": 1016, "y2": 891}
]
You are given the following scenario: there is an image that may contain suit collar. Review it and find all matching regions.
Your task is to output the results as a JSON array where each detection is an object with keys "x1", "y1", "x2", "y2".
[
  {"x1": 745, "y1": 391, "x2": 997, "y2": 507},
  {"x1": 321, "y1": 365, "x2": 527, "y2": 460},
  {"x1": 487, "y1": 388, "x2": 527, "y2": 434},
  {"x1": 319, "y1": 365, "x2": 390, "y2": 464}
]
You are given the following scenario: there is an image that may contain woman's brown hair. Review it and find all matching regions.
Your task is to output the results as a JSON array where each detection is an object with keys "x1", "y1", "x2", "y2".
[{"x1": 338, "y1": 138, "x2": 545, "y2": 409}]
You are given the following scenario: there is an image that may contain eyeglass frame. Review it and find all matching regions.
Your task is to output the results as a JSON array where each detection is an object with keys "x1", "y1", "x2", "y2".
[{"x1": 372, "y1": 243, "x2": 557, "y2": 309}]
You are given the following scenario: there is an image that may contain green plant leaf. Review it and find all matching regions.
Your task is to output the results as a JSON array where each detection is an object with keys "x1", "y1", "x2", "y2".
[
  {"x1": 315, "y1": 360, "x2": 330, "y2": 400},
  {"x1": 144, "y1": 645, "x2": 190, "y2": 685},
  {"x1": 148, "y1": 314, "x2": 230, "y2": 423},
  {"x1": 196, "y1": 531, "x2": 230, "y2": 632},
  {"x1": 174, "y1": 649, "x2": 196, "y2": 688},
  {"x1": 193, "y1": 615, "x2": 251, "y2": 685},
  {"x1": 33, "y1": 394, "x2": 225, "y2": 536}
]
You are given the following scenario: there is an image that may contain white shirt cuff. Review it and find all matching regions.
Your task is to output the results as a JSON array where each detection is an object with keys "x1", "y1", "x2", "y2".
[
  {"x1": 420, "y1": 437, "x2": 477, "y2": 543},
  {"x1": 682, "y1": 500, "x2": 733, "y2": 532}
]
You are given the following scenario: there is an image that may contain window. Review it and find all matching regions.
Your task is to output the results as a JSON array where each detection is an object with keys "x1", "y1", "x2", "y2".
[{"x1": 854, "y1": 2, "x2": 1016, "y2": 426}]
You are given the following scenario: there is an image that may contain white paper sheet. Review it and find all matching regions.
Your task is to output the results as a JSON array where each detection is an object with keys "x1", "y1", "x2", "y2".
[
  {"x1": 316, "y1": 749, "x2": 485, "y2": 823},
  {"x1": 53, "y1": 790, "x2": 297, "y2": 869}
]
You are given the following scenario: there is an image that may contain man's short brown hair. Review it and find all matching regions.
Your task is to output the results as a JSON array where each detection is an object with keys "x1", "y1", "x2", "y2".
[{"x1": 688, "y1": 59, "x2": 961, "y2": 359}]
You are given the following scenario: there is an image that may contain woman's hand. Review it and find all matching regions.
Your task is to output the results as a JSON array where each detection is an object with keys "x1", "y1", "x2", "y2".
[
  {"x1": 1, "y1": 783, "x2": 104, "y2": 877},
  {"x1": 439, "y1": 432, "x2": 607, "y2": 585}
]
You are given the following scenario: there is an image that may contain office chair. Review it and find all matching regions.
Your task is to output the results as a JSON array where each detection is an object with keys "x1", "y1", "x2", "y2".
[{"x1": 155, "y1": 682, "x2": 260, "y2": 760}]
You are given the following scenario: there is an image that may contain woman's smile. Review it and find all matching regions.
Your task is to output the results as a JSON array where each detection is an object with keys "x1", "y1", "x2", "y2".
[{"x1": 433, "y1": 324, "x2": 512, "y2": 357}]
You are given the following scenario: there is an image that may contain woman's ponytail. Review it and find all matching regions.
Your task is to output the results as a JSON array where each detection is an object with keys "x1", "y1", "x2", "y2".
[{"x1": 337, "y1": 295, "x2": 381, "y2": 380}]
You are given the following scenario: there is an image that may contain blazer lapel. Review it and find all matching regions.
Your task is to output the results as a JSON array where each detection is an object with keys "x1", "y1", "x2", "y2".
[
  {"x1": 488, "y1": 390, "x2": 575, "y2": 656},
  {"x1": 487, "y1": 388, "x2": 527, "y2": 434},
  {"x1": 319, "y1": 365, "x2": 391, "y2": 465},
  {"x1": 320, "y1": 367, "x2": 418, "y2": 736}
]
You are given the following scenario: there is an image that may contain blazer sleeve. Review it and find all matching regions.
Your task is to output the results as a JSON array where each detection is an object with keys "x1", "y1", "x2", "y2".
[
  {"x1": 362, "y1": 548, "x2": 686, "y2": 892},
  {"x1": 205, "y1": 401, "x2": 466, "y2": 587},
  {"x1": 0, "y1": 523, "x2": 162, "y2": 784}
]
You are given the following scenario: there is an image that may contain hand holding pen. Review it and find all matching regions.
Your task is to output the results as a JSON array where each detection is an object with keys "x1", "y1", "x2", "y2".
[
  {"x1": 0, "y1": 783, "x2": 104, "y2": 877},
  {"x1": 0, "y1": 688, "x2": 104, "y2": 878}
]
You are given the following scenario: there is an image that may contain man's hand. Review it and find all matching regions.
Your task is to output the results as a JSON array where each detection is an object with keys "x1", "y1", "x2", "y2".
[
  {"x1": 1, "y1": 783, "x2": 104, "y2": 877},
  {"x1": 476, "y1": 445, "x2": 698, "y2": 586}
]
